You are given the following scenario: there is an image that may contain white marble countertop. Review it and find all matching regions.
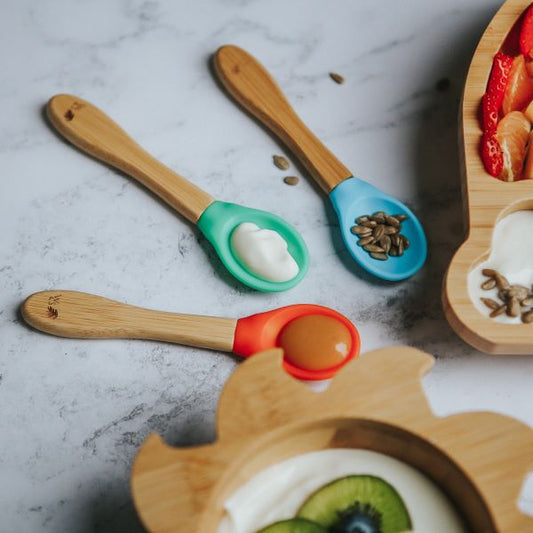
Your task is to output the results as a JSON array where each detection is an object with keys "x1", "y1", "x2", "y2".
[{"x1": 1, "y1": 0, "x2": 533, "y2": 531}]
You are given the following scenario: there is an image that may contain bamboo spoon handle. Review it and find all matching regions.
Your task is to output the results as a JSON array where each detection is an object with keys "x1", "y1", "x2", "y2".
[
  {"x1": 214, "y1": 45, "x2": 353, "y2": 194},
  {"x1": 47, "y1": 94, "x2": 214, "y2": 224},
  {"x1": 21, "y1": 291, "x2": 237, "y2": 352}
]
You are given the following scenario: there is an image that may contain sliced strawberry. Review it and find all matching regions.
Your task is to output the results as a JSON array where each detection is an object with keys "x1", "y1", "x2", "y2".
[
  {"x1": 481, "y1": 93, "x2": 499, "y2": 133},
  {"x1": 520, "y1": 3, "x2": 533, "y2": 58},
  {"x1": 486, "y1": 52, "x2": 514, "y2": 110},
  {"x1": 481, "y1": 133, "x2": 504, "y2": 177}
]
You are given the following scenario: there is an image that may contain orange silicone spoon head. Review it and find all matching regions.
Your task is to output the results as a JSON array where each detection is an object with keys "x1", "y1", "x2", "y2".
[{"x1": 233, "y1": 304, "x2": 360, "y2": 380}]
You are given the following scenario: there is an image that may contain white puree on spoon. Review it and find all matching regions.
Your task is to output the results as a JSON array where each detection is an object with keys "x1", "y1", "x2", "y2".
[
  {"x1": 468, "y1": 210, "x2": 533, "y2": 323},
  {"x1": 216, "y1": 449, "x2": 466, "y2": 533},
  {"x1": 230, "y1": 222, "x2": 299, "y2": 282}
]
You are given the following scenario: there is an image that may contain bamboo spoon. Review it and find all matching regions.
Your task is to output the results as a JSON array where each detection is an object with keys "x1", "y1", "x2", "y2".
[
  {"x1": 443, "y1": 0, "x2": 533, "y2": 353},
  {"x1": 213, "y1": 45, "x2": 427, "y2": 281},
  {"x1": 21, "y1": 290, "x2": 360, "y2": 380},
  {"x1": 46, "y1": 94, "x2": 308, "y2": 292}
]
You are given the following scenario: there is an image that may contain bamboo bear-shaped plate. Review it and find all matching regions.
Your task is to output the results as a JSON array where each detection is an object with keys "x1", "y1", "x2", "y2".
[
  {"x1": 130, "y1": 346, "x2": 533, "y2": 532},
  {"x1": 443, "y1": 0, "x2": 533, "y2": 353}
]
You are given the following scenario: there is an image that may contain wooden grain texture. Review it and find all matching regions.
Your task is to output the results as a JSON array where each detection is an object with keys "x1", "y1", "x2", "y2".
[
  {"x1": 214, "y1": 45, "x2": 353, "y2": 194},
  {"x1": 21, "y1": 290, "x2": 236, "y2": 352},
  {"x1": 443, "y1": 0, "x2": 533, "y2": 353},
  {"x1": 131, "y1": 346, "x2": 533, "y2": 533},
  {"x1": 47, "y1": 94, "x2": 214, "y2": 224}
]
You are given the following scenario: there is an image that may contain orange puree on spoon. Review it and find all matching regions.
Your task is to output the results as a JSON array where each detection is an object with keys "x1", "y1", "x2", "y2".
[{"x1": 279, "y1": 314, "x2": 352, "y2": 371}]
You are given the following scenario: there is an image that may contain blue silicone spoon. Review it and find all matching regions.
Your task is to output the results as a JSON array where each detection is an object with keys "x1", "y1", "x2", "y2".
[
  {"x1": 214, "y1": 45, "x2": 427, "y2": 281},
  {"x1": 46, "y1": 94, "x2": 308, "y2": 292}
]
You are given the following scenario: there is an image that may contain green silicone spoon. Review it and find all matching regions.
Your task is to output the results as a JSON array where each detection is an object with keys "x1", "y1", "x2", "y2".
[{"x1": 47, "y1": 94, "x2": 308, "y2": 292}]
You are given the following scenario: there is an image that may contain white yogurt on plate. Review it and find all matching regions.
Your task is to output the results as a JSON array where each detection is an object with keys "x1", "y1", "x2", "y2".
[
  {"x1": 216, "y1": 449, "x2": 466, "y2": 533},
  {"x1": 468, "y1": 210, "x2": 533, "y2": 323},
  {"x1": 230, "y1": 222, "x2": 299, "y2": 282}
]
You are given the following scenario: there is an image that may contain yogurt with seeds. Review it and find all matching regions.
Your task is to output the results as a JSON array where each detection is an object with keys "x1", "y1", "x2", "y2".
[{"x1": 468, "y1": 210, "x2": 533, "y2": 323}]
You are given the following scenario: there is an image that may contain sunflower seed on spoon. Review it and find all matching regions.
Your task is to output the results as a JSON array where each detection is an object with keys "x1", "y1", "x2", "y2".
[
  {"x1": 373, "y1": 225, "x2": 385, "y2": 240},
  {"x1": 385, "y1": 215, "x2": 400, "y2": 228},
  {"x1": 351, "y1": 226, "x2": 372, "y2": 236},
  {"x1": 364, "y1": 244, "x2": 385, "y2": 253},
  {"x1": 379, "y1": 235, "x2": 391, "y2": 254},
  {"x1": 357, "y1": 236, "x2": 375, "y2": 246}
]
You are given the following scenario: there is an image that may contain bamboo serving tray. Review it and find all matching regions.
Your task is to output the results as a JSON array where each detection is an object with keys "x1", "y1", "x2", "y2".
[
  {"x1": 443, "y1": 0, "x2": 533, "y2": 353},
  {"x1": 130, "y1": 346, "x2": 533, "y2": 532}
]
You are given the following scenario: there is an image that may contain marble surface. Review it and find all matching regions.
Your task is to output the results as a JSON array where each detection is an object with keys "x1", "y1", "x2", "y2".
[{"x1": 1, "y1": 0, "x2": 533, "y2": 530}]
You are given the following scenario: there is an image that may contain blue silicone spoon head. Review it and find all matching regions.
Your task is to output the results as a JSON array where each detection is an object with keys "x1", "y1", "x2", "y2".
[
  {"x1": 197, "y1": 201, "x2": 309, "y2": 292},
  {"x1": 329, "y1": 178, "x2": 427, "y2": 281}
]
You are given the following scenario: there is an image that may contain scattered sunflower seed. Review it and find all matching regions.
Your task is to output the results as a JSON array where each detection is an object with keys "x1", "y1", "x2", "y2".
[
  {"x1": 329, "y1": 72, "x2": 345, "y2": 84},
  {"x1": 283, "y1": 176, "x2": 299, "y2": 186},
  {"x1": 273, "y1": 155, "x2": 290, "y2": 170}
]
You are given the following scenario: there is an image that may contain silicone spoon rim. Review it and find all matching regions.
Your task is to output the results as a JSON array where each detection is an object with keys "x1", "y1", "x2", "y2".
[
  {"x1": 46, "y1": 94, "x2": 308, "y2": 292},
  {"x1": 21, "y1": 291, "x2": 360, "y2": 380},
  {"x1": 213, "y1": 45, "x2": 427, "y2": 281}
]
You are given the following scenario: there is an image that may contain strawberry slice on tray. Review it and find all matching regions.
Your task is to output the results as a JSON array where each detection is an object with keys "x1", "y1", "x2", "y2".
[
  {"x1": 481, "y1": 133, "x2": 504, "y2": 178},
  {"x1": 486, "y1": 52, "x2": 514, "y2": 111}
]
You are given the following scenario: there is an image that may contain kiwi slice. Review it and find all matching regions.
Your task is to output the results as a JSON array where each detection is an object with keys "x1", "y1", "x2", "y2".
[
  {"x1": 257, "y1": 518, "x2": 327, "y2": 532},
  {"x1": 297, "y1": 475, "x2": 412, "y2": 533}
]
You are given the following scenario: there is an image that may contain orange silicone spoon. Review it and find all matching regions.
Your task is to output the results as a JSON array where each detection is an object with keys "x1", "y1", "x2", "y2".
[{"x1": 22, "y1": 291, "x2": 361, "y2": 380}]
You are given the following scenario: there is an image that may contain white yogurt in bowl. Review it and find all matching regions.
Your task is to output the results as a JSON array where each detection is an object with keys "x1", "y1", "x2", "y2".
[
  {"x1": 230, "y1": 222, "x2": 299, "y2": 282},
  {"x1": 216, "y1": 449, "x2": 466, "y2": 533},
  {"x1": 468, "y1": 210, "x2": 533, "y2": 323}
]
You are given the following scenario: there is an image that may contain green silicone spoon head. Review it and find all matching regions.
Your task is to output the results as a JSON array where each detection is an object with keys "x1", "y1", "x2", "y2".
[{"x1": 197, "y1": 201, "x2": 309, "y2": 292}]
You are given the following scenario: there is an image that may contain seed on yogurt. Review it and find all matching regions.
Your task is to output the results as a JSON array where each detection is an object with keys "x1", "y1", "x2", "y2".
[{"x1": 480, "y1": 269, "x2": 533, "y2": 323}]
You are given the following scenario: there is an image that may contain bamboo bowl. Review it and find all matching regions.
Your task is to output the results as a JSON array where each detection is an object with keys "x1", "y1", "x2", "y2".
[
  {"x1": 444, "y1": 0, "x2": 533, "y2": 353},
  {"x1": 130, "y1": 346, "x2": 533, "y2": 532}
]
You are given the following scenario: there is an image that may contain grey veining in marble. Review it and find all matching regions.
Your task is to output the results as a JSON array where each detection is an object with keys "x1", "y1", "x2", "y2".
[{"x1": 1, "y1": 0, "x2": 532, "y2": 531}]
